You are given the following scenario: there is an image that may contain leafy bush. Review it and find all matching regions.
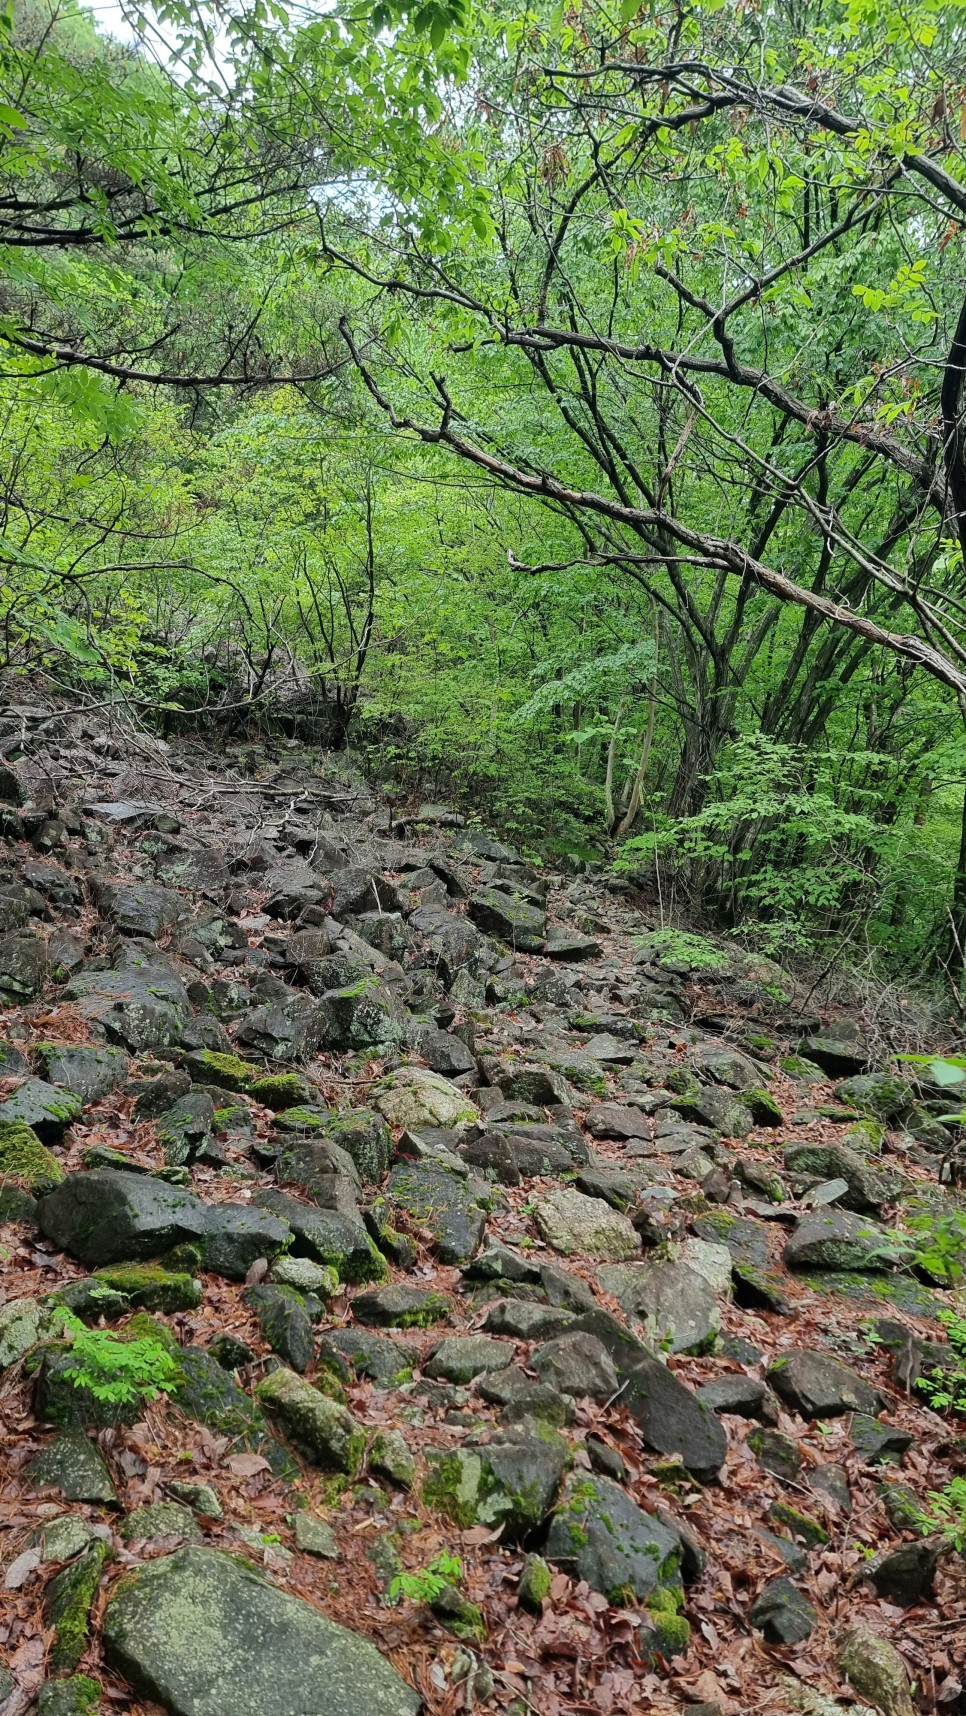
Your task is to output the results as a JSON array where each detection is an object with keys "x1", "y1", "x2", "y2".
[
  {"x1": 915, "y1": 1310, "x2": 966, "y2": 1416},
  {"x1": 916, "y1": 1476, "x2": 966, "y2": 1552},
  {"x1": 388, "y1": 1551, "x2": 463, "y2": 1605},
  {"x1": 55, "y1": 1310, "x2": 181, "y2": 1406}
]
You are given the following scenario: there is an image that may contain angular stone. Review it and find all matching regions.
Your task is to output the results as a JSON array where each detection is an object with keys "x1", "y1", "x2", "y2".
[
  {"x1": 120, "y1": 1502, "x2": 202, "y2": 1546},
  {"x1": 850, "y1": 1414, "x2": 913, "y2": 1465},
  {"x1": 584, "y1": 1103, "x2": 651, "y2": 1141},
  {"x1": 833, "y1": 1072, "x2": 912, "y2": 1119},
  {"x1": 320, "y1": 1328, "x2": 416, "y2": 1385},
  {"x1": 749, "y1": 1577, "x2": 816, "y2": 1644},
  {"x1": 46, "y1": 1539, "x2": 108, "y2": 1670},
  {"x1": 783, "y1": 1209, "x2": 904, "y2": 1272},
  {"x1": 252, "y1": 1188, "x2": 385, "y2": 1284},
  {"x1": 370, "y1": 1428, "x2": 416, "y2": 1489},
  {"x1": 784, "y1": 1143, "x2": 900, "y2": 1213},
  {"x1": 481, "y1": 1299, "x2": 575, "y2": 1340},
  {"x1": 0, "y1": 1294, "x2": 59, "y2": 1367},
  {"x1": 530, "y1": 1331, "x2": 619, "y2": 1401},
  {"x1": 534, "y1": 1186, "x2": 639, "y2": 1262},
  {"x1": 863, "y1": 1540, "x2": 937, "y2": 1607},
  {"x1": 798, "y1": 1025, "x2": 869, "y2": 1077},
  {"x1": 102, "y1": 1547, "x2": 420, "y2": 1716},
  {"x1": 766, "y1": 1350, "x2": 883, "y2": 1419},
  {"x1": 545, "y1": 1473, "x2": 682, "y2": 1602},
  {"x1": 295, "y1": 1513, "x2": 339, "y2": 1557},
  {"x1": 371, "y1": 1066, "x2": 479, "y2": 1130},
  {"x1": 35, "y1": 1044, "x2": 130, "y2": 1102},
  {"x1": 0, "y1": 1078, "x2": 82, "y2": 1141},
  {"x1": 597, "y1": 1260, "x2": 720, "y2": 1355},
  {"x1": 544, "y1": 926, "x2": 601, "y2": 961},
  {"x1": 0, "y1": 931, "x2": 48, "y2": 1000},
  {"x1": 256, "y1": 1368, "x2": 365, "y2": 1473},
  {"x1": 468, "y1": 887, "x2": 546, "y2": 951},
  {"x1": 477, "y1": 1365, "x2": 576, "y2": 1427},
  {"x1": 235, "y1": 993, "x2": 329, "y2": 1063},
  {"x1": 351, "y1": 1285, "x2": 452, "y2": 1328},
  {"x1": 747, "y1": 1428, "x2": 802, "y2": 1482},
  {"x1": 425, "y1": 1335, "x2": 512, "y2": 1384},
  {"x1": 94, "y1": 879, "x2": 186, "y2": 937},
  {"x1": 33, "y1": 1514, "x2": 97, "y2": 1564},
  {"x1": 386, "y1": 1160, "x2": 488, "y2": 1263},
  {"x1": 697, "y1": 1376, "x2": 771, "y2": 1420},
  {"x1": 243, "y1": 1284, "x2": 315, "y2": 1372},
  {"x1": 66, "y1": 947, "x2": 190, "y2": 1051},
  {"x1": 670, "y1": 1088, "x2": 753, "y2": 1137},
  {"x1": 171, "y1": 1348, "x2": 297, "y2": 1482},
  {"x1": 25, "y1": 1430, "x2": 117, "y2": 1504}
]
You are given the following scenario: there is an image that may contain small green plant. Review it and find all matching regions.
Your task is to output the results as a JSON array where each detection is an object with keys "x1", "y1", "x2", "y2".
[
  {"x1": 915, "y1": 1477, "x2": 966, "y2": 1552},
  {"x1": 907, "y1": 1209, "x2": 966, "y2": 1286},
  {"x1": 388, "y1": 1550, "x2": 463, "y2": 1605},
  {"x1": 55, "y1": 1310, "x2": 181, "y2": 1406},
  {"x1": 915, "y1": 1309, "x2": 966, "y2": 1415}
]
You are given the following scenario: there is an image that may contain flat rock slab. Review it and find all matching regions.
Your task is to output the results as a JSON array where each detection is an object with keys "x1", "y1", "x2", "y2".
[
  {"x1": 546, "y1": 1473, "x2": 681, "y2": 1600},
  {"x1": 386, "y1": 1161, "x2": 488, "y2": 1264},
  {"x1": 534, "y1": 1187, "x2": 639, "y2": 1262},
  {"x1": 372, "y1": 1067, "x2": 479, "y2": 1130},
  {"x1": 39, "y1": 1170, "x2": 289, "y2": 1278},
  {"x1": 584, "y1": 1104, "x2": 651, "y2": 1141},
  {"x1": 597, "y1": 1260, "x2": 721, "y2": 1355},
  {"x1": 783, "y1": 1209, "x2": 904, "y2": 1272},
  {"x1": 103, "y1": 1546, "x2": 420, "y2": 1716}
]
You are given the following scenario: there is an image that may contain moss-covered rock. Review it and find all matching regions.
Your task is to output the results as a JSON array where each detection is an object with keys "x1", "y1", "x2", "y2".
[
  {"x1": 182, "y1": 1050, "x2": 260, "y2": 1091},
  {"x1": 45, "y1": 1538, "x2": 109, "y2": 1670},
  {"x1": 119, "y1": 1501, "x2": 202, "y2": 1545},
  {"x1": 256, "y1": 1367, "x2": 365, "y2": 1474},
  {"x1": 768, "y1": 1498, "x2": 830, "y2": 1547},
  {"x1": 423, "y1": 1450, "x2": 484, "y2": 1528},
  {"x1": 429, "y1": 1585, "x2": 486, "y2": 1642},
  {"x1": 170, "y1": 1345, "x2": 298, "y2": 1481},
  {"x1": 0, "y1": 1120, "x2": 65, "y2": 1191},
  {"x1": 517, "y1": 1552, "x2": 552, "y2": 1612},
  {"x1": 249, "y1": 1073, "x2": 313, "y2": 1110},
  {"x1": 37, "y1": 1674, "x2": 103, "y2": 1716},
  {"x1": 92, "y1": 1264, "x2": 201, "y2": 1313},
  {"x1": 369, "y1": 1428, "x2": 416, "y2": 1489}
]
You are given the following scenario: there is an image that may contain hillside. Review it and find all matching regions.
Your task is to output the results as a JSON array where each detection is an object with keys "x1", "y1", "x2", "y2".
[{"x1": 0, "y1": 698, "x2": 964, "y2": 1716}]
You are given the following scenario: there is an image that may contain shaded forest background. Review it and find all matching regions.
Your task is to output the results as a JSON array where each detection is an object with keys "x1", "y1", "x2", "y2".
[{"x1": 4, "y1": 0, "x2": 966, "y2": 980}]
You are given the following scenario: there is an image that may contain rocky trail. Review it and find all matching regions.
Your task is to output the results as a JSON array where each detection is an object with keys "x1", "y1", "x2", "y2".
[{"x1": 0, "y1": 698, "x2": 964, "y2": 1716}]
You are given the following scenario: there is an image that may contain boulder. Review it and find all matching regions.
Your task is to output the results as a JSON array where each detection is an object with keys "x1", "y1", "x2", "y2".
[
  {"x1": 66, "y1": 947, "x2": 190, "y2": 1050},
  {"x1": 256, "y1": 1368, "x2": 365, "y2": 1473},
  {"x1": 833, "y1": 1072, "x2": 913, "y2": 1119},
  {"x1": 0, "y1": 1078, "x2": 82, "y2": 1141},
  {"x1": 597, "y1": 1260, "x2": 720, "y2": 1355},
  {"x1": 39, "y1": 1171, "x2": 289, "y2": 1277},
  {"x1": 839, "y1": 1625, "x2": 915, "y2": 1716},
  {"x1": 425, "y1": 1335, "x2": 513, "y2": 1383},
  {"x1": 93, "y1": 879, "x2": 187, "y2": 937},
  {"x1": 372, "y1": 1066, "x2": 479, "y2": 1130},
  {"x1": 783, "y1": 1209, "x2": 904, "y2": 1272},
  {"x1": 235, "y1": 992, "x2": 328, "y2": 1062},
  {"x1": 545, "y1": 1474, "x2": 682, "y2": 1602},
  {"x1": 0, "y1": 931, "x2": 48, "y2": 1000},
  {"x1": 468, "y1": 887, "x2": 546, "y2": 951},
  {"x1": 748, "y1": 1577, "x2": 816, "y2": 1644},
  {"x1": 242, "y1": 1284, "x2": 315, "y2": 1372},
  {"x1": 784, "y1": 1142, "x2": 900, "y2": 1213},
  {"x1": 621, "y1": 1356, "x2": 726, "y2": 1482},
  {"x1": 351, "y1": 1285, "x2": 452, "y2": 1328},
  {"x1": 103, "y1": 1546, "x2": 420, "y2": 1716},
  {"x1": 252, "y1": 1189, "x2": 385, "y2": 1284},
  {"x1": 321, "y1": 1328, "x2": 417, "y2": 1385},
  {"x1": 534, "y1": 1187, "x2": 639, "y2": 1262},
  {"x1": 385, "y1": 1160, "x2": 488, "y2": 1263},
  {"x1": 25, "y1": 1430, "x2": 117, "y2": 1504},
  {"x1": 544, "y1": 926, "x2": 601, "y2": 961},
  {"x1": 798, "y1": 1024, "x2": 869, "y2": 1076},
  {"x1": 35, "y1": 1044, "x2": 129, "y2": 1102},
  {"x1": 862, "y1": 1541, "x2": 937, "y2": 1607},
  {"x1": 530, "y1": 1331, "x2": 619, "y2": 1400},
  {"x1": 767, "y1": 1350, "x2": 883, "y2": 1419},
  {"x1": 584, "y1": 1103, "x2": 651, "y2": 1141}
]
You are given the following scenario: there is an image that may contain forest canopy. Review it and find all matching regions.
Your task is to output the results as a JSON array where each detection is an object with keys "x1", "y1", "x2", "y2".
[{"x1": 4, "y1": 0, "x2": 966, "y2": 977}]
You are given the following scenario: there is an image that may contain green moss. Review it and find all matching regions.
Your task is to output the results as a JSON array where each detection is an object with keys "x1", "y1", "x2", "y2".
[
  {"x1": 844, "y1": 1118, "x2": 886, "y2": 1154},
  {"x1": 517, "y1": 1553, "x2": 552, "y2": 1611},
  {"x1": 184, "y1": 1050, "x2": 260, "y2": 1090},
  {"x1": 249, "y1": 1073, "x2": 312, "y2": 1110},
  {"x1": 422, "y1": 1452, "x2": 482, "y2": 1528},
  {"x1": 431, "y1": 1589, "x2": 486, "y2": 1642},
  {"x1": 0, "y1": 1120, "x2": 64, "y2": 1191},
  {"x1": 647, "y1": 1608, "x2": 691, "y2": 1654},
  {"x1": 37, "y1": 1673, "x2": 103, "y2": 1716},
  {"x1": 45, "y1": 1539, "x2": 109, "y2": 1670},
  {"x1": 93, "y1": 1264, "x2": 201, "y2": 1312},
  {"x1": 213, "y1": 1105, "x2": 251, "y2": 1130},
  {"x1": 273, "y1": 1104, "x2": 327, "y2": 1129},
  {"x1": 645, "y1": 1585, "x2": 678, "y2": 1616},
  {"x1": 768, "y1": 1499, "x2": 829, "y2": 1546}
]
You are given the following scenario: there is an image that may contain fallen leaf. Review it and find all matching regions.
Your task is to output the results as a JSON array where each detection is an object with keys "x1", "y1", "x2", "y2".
[{"x1": 225, "y1": 1453, "x2": 271, "y2": 1477}]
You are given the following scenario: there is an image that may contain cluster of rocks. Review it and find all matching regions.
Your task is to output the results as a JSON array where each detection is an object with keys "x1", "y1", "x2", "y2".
[{"x1": 0, "y1": 713, "x2": 960, "y2": 1716}]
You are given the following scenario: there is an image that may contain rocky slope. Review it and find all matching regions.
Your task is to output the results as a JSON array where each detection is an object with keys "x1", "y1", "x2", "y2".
[{"x1": 0, "y1": 697, "x2": 964, "y2": 1716}]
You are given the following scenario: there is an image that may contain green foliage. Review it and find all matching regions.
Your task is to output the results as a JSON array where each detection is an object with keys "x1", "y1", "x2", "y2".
[
  {"x1": 388, "y1": 1550, "x2": 462, "y2": 1605},
  {"x1": 915, "y1": 1477, "x2": 966, "y2": 1552},
  {"x1": 915, "y1": 1310, "x2": 966, "y2": 1416},
  {"x1": 54, "y1": 1309, "x2": 181, "y2": 1406}
]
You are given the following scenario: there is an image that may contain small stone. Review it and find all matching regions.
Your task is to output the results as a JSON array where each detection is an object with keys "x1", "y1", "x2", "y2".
[
  {"x1": 748, "y1": 1577, "x2": 817, "y2": 1644},
  {"x1": 597, "y1": 1259, "x2": 720, "y2": 1355},
  {"x1": 697, "y1": 1376, "x2": 772, "y2": 1420},
  {"x1": 166, "y1": 1482, "x2": 223, "y2": 1519},
  {"x1": 586, "y1": 1437, "x2": 626, "y2": 1482},
  {"x1": 517, "y1": 1553, "x2": 552, "y2": 1612},
  {"x1": 46, "y1": 1538, "x2": 108, "y2": 1670},
  {"x1": 270, "y1": 1256, "x2": 339, "y2": 1296},
  {"x1": 530, "y1": 1332, "x2": 619, "y2": 1402},
  {"x1": 482, "y1": 1299, "x2": 575, "y2": 1340},
  {"x1": 767, "y1": 1350, "x2": 883, "y2": 1419},
  {"x1": 477, "y1": 1365, "x2": 576, "y2": 1427},
  {"x1": 783, "y1": 1209, "x2": 904, "y2": 1272},
  {"x1": 850, "y1": 1415, "x2": 913, "y2": 1465},
  {"x1": 120, "y1": 1502, "x2": 202, "y2": 1546},
  {"x1": 545, "y1": 1473, "x2": 682, "y2": 1602},
  {"x1": 534, "y1": 1186, "x2": 639, "y2": 1261},
  {"x1": 768, "y1": 1499, "x2": 829, "y2": 1547},
  {"x1": 25, "y1": 1430, "x2": 117, "y2": 1504},
  {"x1": 294, "y1": 1513, "x2": 339, "y2": 1558},
  {"x1": 747, "y1": 1428, "x2": 802, "y2": 1482},
  {"x1": 34, "y1": 1514, "x2": 96, "y2": 1563},
  {"x1": 351, "y1": 1285, "x2": 452, "y2": 1329}
]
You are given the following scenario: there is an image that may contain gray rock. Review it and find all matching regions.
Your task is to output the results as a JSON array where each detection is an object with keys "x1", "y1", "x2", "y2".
[
  {"x1": 93, "y1": 879, "x2": 188, "y2": 937},
  {"x1": 235, "y1": 992, "x2": 329, "y2": 1062},
  {"x1": 252, "y1": 1188, "x2": 385, "y2": 1284},
  {"x1": 166, "y1": 1482, "x2": 223, "y2": 1519},
  {"x1": 784, "y1": 1143, "x2": 900, "y2": 1213},
  {"x1": 670, "y1": 1088, "x2": 753, "y2": 1137},
  {"x1": 833, "y1": 1072, "x2": 912, "y2": 1119},
  {"x1": 35, "y1": 1044, "x2": 130, "y2": 1102},
  {"x1": 25, "y1": 1430, "x2": 117, "y2": 1504},
  {"x1": 696, "y1": 1376, "x2": 773, "y2": 1420},
  {"x1": 477, "y1": 1365, "x2": 576, "y2": 1427},
  {"x1": 582, "y1": 1033, "x2": 636, "y2": 1064},
  {"x1": 766, "y1": 1350, "x2": 883, "y2": 1419},
  {"x1": 33, "y1": 1513, "x2": 97, "y2": 1563},
  {"x1": 242, "y1": 1284, "x2": 315, "y2": 1372},
  {"x1": 37, "y1": 1674, "x2": 103, "y2": 1716},
  {"x1": 170, "y1": 1348, "x2": 297, "y2": 1481},
  {"x1": 850, "y1": 1414, "x2": 913, "y2": 1464},
  {"x1": 256, "y1": 1368, "x2": 365, "y2": 1473},
  {"x1": 489, "y1": 1063, "x2": 570, "y2": 1107},
  {"x1": 157, "y1": 1090, "x2": 216, "y2": 1167},
  {"x1": 749, "y1": 1577, "x2": 817, "y2": 1644},
  {"x1": 351, "y1": 1284, "x2": 451, "y2": 1328},
  {"x1": 468, "y1": 888, "x2": 546, "y2": 951},
  {"x1": 66, "y1": 946, "x2": 190, "y2": 1050},
  {"x1": 534, "y1": 1187, "x2": 639, "y2": 1261},
  {"x1": 320, "y1": 1329, "x2": 416, "y2": 1385},
  {"x1": 862, "y1": 1540, "x2": 937, "y2": 1607},
  {"x1": 530, "y1": 1331, "x2": 619, "y2": 1400},
  {"x1": 425, "y1": 1335, "x2": 512, "y2": 1383},
  {"x1": 0, "y1": 1295, "x2": 59, "y2": 1367},
  {"x1": 544, "y1": 926, "x2": 601, "y2": 961},
  {"x1": 386, "y1": 1160, "x2": 488, "y2": 1263},
  {"x1": 372, "y1": 1066, "x2": 478, "y2": 1130},
  {"x1": 568, "y1": 1314, "x2": 726, "y2": 1481},
  {"x1": 481, "y1": 1299, "x2": 575, "y2": 1340},
  {"x1": 783, "y1": 1209, "x2": 904, "y2": 1271},
  {"x1": 747, "y1": 1428, "x2": 802, "y2": 1482},
  {"x1": 839, "y1": 1624, "x2": 915, "y2": 1716},
  {"x1": 545, "y1": 1473, "x2": 682, "y2": 1601},
  {"x1": 295, "y1": 1514, "x2": 339, "y2": 1558},
  {"x1": 0, "y1": 1077, "x2": 82, "y2": 1140},
  {"x1": 369, "y1": 1428, "x2": 416, "y2": 1489},
  {"x1": 0, "y1": 930, "x2": 48, "y2": 1000},
  {"x1": 102, "y1": 1546, "x2": 420, "y2": 1716},
  {"x1": 120, "y1": 1502, "x2": 202, "y2": 1545},
  {"x1": 798, "y1": 1025, "x2": 868, "y2": 1077},
  {"x1": 597, "y1": 1260, "x2": 720, "y2": 1355}
]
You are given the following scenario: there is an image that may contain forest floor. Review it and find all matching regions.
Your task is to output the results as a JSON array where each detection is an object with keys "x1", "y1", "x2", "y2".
[{"x1": 0, "y1": 691, "x2": 964, "y2": 1716}]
